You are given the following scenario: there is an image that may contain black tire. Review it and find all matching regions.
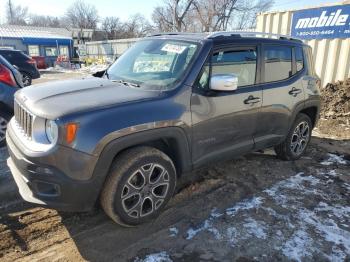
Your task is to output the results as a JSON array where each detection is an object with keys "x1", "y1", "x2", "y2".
[
  {"x1": 21, "y1": 72, "x2": 32, "y2": 86},
  {"x1": 100, "y1": 146, "x2": 177, "y2": 226},
  {"x1": 0, "y1": 111, "x2": 11, "y2": 148},
  {"x1": 274, "y1": 113, "x2": 312, "y2": 161}
]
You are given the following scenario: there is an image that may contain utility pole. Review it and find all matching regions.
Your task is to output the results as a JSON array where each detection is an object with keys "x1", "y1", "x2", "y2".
[
  {"x1": 8, "y1": 0, "x2": 14, "y2": 24},
  {"x1": 172, "y1": 0, "x2": 176, "y2": 32}
]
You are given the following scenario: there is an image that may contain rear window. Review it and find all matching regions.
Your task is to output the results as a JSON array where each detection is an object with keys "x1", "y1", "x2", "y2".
[
  {"x1": 264, "y1": 46, "x2": 292, "y2": 83},
  {"x1": 15, "y1": 52, "x2": 30, "y2": 59},
  {"x1": 0, "y1": 51, "x2": 29, "y2": 61}
]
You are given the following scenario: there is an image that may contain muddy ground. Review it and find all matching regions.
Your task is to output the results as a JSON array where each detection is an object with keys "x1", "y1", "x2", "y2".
[{"x1": 0, "y1": 72, "x2": 349, "y2": 261}]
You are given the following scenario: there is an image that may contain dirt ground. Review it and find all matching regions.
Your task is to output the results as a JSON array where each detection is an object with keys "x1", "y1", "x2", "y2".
[{"x1": 0, "y1": 72, "x2": 349, "y2": 261}]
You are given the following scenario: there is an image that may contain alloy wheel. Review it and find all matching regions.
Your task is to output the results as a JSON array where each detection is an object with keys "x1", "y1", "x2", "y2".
[
  {"x1": 22, "y1": 74, "x2": 31, "y2": 86},
  {"x1": 290, "y1": 121, "x2": 310, "y2": 155},
  {"x1": 121, "y1": 163, "x2": 170, "y2": 218}
]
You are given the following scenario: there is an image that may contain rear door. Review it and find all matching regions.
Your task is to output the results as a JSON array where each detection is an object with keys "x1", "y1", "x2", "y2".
[
  {"x1": 191, "y1": 45, "x2": 262, "y2": 167},
  {"x1": 254, "y1": 44, "x2": 305, "y2": 149}
]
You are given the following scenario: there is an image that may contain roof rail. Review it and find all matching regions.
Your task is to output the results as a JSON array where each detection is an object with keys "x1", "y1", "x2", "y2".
[
  {"x1": 147, "y1": 32, "x2": 204, "y2": 37},
  {"x1": 207, "y1": 31, "x2": 302, "y2": 42}
]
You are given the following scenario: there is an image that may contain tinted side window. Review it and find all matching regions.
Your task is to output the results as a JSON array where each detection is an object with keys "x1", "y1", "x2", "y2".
[
  {"x1": 14, "y1": 52, "x2": 28, "y2": 60},
  {"x1": 1, "y1": 52, "x2": 13, "y2": 62},
  {"x1": 295, "y1": 47, "x2": 304, "y2": 72},
  {"x1": 211, "y1": 49, "x2": 257, "y2": 87},
  {"x1": 264, "y1": 46, "x2": 292, "y2": 83}
]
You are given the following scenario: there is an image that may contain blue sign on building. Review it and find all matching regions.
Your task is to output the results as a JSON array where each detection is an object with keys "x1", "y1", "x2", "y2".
[{"x1": 291, "y1": 4, "x2": 350, "y2": 39}]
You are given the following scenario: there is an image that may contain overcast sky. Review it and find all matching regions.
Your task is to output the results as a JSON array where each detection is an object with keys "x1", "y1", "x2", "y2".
[{"x1": 0, "y1": 0, "x2": 343, "y2": 24}]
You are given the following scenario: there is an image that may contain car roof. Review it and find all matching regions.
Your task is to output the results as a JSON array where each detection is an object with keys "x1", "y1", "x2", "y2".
[
  {"x1": 0, "y1": 49, "x2": 22, "y2": 52},
  {"x1": 147, "y1": 32, "x2": 306, "y2": 47}
]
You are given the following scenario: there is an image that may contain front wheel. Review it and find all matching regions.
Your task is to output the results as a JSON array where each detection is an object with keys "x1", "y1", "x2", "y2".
[
  {"x1": 100, "y1": 146, "x2": 176, "y2": 226},
  {"x1": 21, "y1": 72, "x2": 32, "y2": 86},
  {"x1": 274, "y1": 113, "x2": 312, "y2": 161},
  {"x1": 0, "y1": 111, "x2": 11, "y2": 148}
]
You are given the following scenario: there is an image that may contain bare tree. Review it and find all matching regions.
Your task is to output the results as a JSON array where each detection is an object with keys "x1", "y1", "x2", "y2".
[
  {"x1": 152, "y1": 6, "x2": 173, "y2": 32},
  {"x1": 152, "y1": 0, "x2": 194, "y2": 32},
  {"x1": 102, "y1": 16, "x2": 123, "y2": 39},
  {"x1": 124, "y1": 14, "x2": 153, "y2": 38},
  {"x1": 29, "y1": 15, "x2": 61, "y2": 27},
  {"x1": 65, "y1": 0, "x2": 99, "y2": 29},
  {"x1": 152, "y1": 0, "x2": 274, "y2": 32},
  {"x1": 6, "y1": 0, "x2": 28, "y2": 25},
  {"x1": 232, "y1": 0, "x2": 274, "y2": 29},
  {"x1": 192, "y1": 0, "x2": 240, "y2": 32}
]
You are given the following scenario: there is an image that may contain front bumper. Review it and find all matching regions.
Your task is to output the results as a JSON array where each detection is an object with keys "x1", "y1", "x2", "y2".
[{"x1": 6, "y1": 128, "x2": 101, "y2": 212}]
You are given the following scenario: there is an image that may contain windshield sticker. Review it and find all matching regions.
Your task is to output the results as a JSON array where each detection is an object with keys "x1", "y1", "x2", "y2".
[{"x1": 161, "y1": 44, "x2": 187, "y2": 54}]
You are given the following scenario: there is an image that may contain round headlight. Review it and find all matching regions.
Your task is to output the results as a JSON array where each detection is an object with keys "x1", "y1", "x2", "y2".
[{"x1": 45, "y1": 120, "x2": 58, "y2": 143}]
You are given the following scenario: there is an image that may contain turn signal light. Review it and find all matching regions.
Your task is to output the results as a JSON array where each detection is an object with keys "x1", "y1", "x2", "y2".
[{"x1": 65, "y1": 123, "x2": 78, "y2": 144}]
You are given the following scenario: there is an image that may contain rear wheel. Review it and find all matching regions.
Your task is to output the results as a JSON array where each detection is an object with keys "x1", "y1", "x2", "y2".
[
  {"x1": 0, "y1": 111, "x2": 11, "y2": 148},
  {"x1": 100, "y1": 146, "x2": 176, "y2": 226},
  {"x1": 274, "y1": 113, "x2": 312, "y2": 161},
  {"x1": 21, "y1": 72, "x2": 32, "y2": 86}
]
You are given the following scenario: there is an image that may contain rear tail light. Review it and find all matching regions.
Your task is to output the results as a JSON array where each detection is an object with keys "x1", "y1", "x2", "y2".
[
  {"x1": 0, "y1": 64, "x2": 17, "y2": 87},
  {"x1": 27, "y1": 58, "x2": 37, "y2": 67}
]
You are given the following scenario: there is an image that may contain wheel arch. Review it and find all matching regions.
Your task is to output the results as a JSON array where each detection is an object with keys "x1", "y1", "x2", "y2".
[
  {"x1": 299, "y1": 106, "x2": 319, "y2": 128},
  {"x1": 90, "y1": 127, "x2": 192, "y2": 202},
  {"x1": 289, "y1": 99, "x2": 320, "y2": 132}
]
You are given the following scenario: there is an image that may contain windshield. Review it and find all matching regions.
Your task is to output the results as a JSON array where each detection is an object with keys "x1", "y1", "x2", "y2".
[{"x1": 106, "y1": 39, "x2": 198, "y2": 90}]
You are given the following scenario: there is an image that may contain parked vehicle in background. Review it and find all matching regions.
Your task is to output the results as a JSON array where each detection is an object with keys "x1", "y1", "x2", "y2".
[
  {"x1": 0, "y1": 49, "x2": 40, "y2": 86},
  {"x1": 0, "y1": 55, "x2": 23, "y2": 147},
  {"x1": 32, "y1": 56, "x2": 47, "y2": 69},
  {"x1": 7, "y1": 32, "x2": 321, "y2": 226},
  {"x1": 71, "y1": 45, "x2": 87, "y2": 67}
]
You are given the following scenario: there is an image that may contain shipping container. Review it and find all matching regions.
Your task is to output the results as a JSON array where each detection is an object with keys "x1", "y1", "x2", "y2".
[{"x1": 256, "y1": 2, "x2": 350, "y2": 86}]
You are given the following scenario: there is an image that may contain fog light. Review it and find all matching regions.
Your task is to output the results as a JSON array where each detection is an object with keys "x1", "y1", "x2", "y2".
[{"x1": 34, "y1": 181, "x2": 60, "y2": 196}]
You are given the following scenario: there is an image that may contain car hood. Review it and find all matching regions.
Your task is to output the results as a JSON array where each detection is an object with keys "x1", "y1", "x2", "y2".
[{"x1": 15, "y1": 77, "x2": 161, "y2": 119}]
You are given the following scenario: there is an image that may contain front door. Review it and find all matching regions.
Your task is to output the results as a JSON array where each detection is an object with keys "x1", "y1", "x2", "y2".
[{"x1": 191, "y1": 45, "x2": 262, "y2": 167}]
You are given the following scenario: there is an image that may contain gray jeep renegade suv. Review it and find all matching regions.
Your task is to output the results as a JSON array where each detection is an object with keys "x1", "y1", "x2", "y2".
[{"x1": 7, "y1": 32, "x2": 320, "y2": 226}]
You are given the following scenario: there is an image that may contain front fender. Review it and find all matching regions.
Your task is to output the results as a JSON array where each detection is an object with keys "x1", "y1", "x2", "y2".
[{"x1": 87, "y1": 127, "x2": 192, "y2": 203}]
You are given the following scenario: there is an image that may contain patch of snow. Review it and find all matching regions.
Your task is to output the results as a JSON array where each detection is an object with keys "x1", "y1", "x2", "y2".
[
  {"x1": 134, "y1": 251, "x2": 172, "y2": 262},
  {"x1": 315, "y1": 202, "x2": 350, "y2": 219},
  {"x1": 242, "y1": 218, "x2": 267, "y2": 239},
  {"x1": 281, "y1": 229, "x2": 314, "y2": 262},
  {"x1": 186, "y1": 208, "x2": 224, "y2": 240},
  {"x1": 169, "y1": 227, "x2": 178, "y2": 237},
  {"x1": 343, "y1": 182, "x2": 350, "y2": 191},
  {"x1": 186, "y1": 219, "x2": 212, "y2": 240},
  {"x1": 184, "y1": 171, "x2": 350, "y2": 260},
  {"x1": 210, "y1": 208, "x2": 223, "y2": 218},
  {"x1": 226, "y1": 226, "x2": 237, "y2": 247},
  {"x1": 320, "y1": 153, "x2": 349, "y2": 166},
  {"x1": 298, "y1": 208, "x2": 350, "y2": 250},
  {"x1": 226, "y1": 196, "x2": 263, "y2": 216}
]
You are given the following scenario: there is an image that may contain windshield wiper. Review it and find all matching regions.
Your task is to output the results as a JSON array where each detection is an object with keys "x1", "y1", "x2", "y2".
[{"x1": 113, "y1": 79, "x2": 140, "y2": 88}]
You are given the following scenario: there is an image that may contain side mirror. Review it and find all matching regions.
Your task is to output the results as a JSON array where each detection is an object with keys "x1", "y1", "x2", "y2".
[{"x1": 210, "y1": 74, "x2": 238, "y2": 91}]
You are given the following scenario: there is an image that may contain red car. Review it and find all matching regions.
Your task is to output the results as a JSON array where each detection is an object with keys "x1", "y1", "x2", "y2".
[{"x1": 32, "y1": 56, "x2": 46, "y2": 69}]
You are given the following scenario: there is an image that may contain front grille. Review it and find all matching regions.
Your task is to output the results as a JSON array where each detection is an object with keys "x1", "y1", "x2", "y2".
[{"x1": 14, "y1": 100, "x2": 33, "y2": 139}]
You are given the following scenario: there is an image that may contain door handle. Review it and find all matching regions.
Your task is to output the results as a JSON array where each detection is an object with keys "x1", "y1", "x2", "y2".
[
  {"x1": 244, "y1": 95, "x2": 261, "y2": 105},
  {"x1": 288, "y1": 87, "x2": 302, "y2": 97}
]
